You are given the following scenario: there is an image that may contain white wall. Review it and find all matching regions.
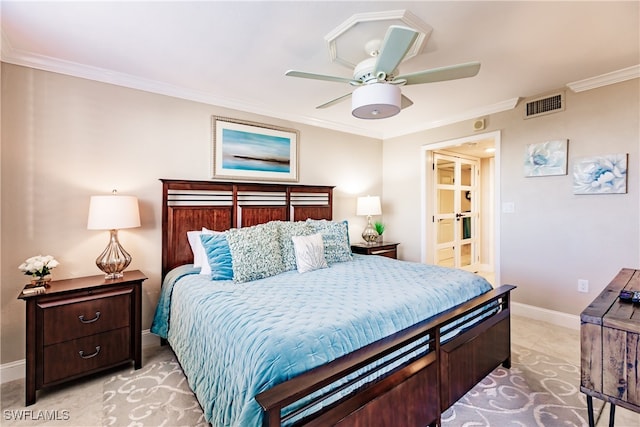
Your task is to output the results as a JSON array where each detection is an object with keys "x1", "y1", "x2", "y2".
[
  {"x1": 0, "y1": 63, "x2": 382, "y2": 364},
  {"x1": 382, "y1": 79, "x2": 639, "y2": 316}
]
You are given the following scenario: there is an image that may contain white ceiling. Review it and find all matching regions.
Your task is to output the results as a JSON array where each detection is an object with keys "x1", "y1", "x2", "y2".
[{"x1": 2, "y1": 1, "x2": 639, "y2": 140}]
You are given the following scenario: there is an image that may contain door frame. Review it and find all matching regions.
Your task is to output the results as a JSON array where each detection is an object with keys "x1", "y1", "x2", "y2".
[
  {"x1": 432, "y1": 152, "x2": 481, "y2": 271},
  {"x1": 420, "y1": 130, "x2": 502, "y2": 286}
]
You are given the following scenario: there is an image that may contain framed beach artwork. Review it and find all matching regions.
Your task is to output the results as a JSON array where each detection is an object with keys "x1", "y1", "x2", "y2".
[
  {"x1": 572, "y1": 153, "x2": 628, "y2": 195},
  {"x1": 524, "y1": 139, "x2": 568, "y2": 177},
  {"x1": 212, "y1": 116, "x2": 299, "y2": 182}
]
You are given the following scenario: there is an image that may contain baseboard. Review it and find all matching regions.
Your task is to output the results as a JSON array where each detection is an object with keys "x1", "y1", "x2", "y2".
[
  {"x1": 0, "y1": 359, "x2": 26, "y2": 386},
  {"x1": 0, "y1": 329, "x2": 159, "y2": 385},
  {"x1": 511, "y1": 302, "x2": 580, "y2": 330},
  {"x1": 141, "y1": 329, "x2": 162, "y2": 348}
]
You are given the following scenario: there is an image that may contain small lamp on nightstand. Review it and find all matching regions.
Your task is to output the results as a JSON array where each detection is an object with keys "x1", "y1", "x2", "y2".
[
  {"x1": 87, "y1": 190, "x2": 140, "y2": 279},
  {"x1": 356, "y1": 195, "x2": 381, "y2": 244}
]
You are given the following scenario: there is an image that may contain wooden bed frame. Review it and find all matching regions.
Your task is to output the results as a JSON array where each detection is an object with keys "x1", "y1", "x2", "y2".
[{"x1": 160, "y1": 178, "x2": 515, "y2": 427}]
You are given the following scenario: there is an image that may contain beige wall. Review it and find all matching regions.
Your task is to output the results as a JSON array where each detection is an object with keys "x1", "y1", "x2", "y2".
[
  {"x1": 2, "y1": 62, "x2": 638, "y2": 365},
  {"x1": 383, "y1": 79, "x2": 639, "y2": 316},
  {"x1": 0, "y1": 63, "x2": 382, "y2": 364}
]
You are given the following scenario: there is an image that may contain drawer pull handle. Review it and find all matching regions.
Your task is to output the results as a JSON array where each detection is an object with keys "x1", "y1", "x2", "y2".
[
  {"x1": 78, "y1": 346, "x2": 101, "y2": 359},
  {"x1": 371, "y1": 250, "x2": 391, "y2": 255},
  {"x1": 78, "y1": 311, "x2": 101, "y2": 324}
]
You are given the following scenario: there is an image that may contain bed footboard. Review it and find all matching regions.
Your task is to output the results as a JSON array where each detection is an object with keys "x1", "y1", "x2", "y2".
[
  {"x1": 256, "y1": 285, "x2": 515, "y2": 427},
  {"x1": 440, "y1": 305, "x2": 511, "y2": 410}
]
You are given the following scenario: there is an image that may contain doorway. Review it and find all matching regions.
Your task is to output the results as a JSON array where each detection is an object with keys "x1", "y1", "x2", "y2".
[
  {"x1": 421, "y1": 130, "x2": 501, "y2": 285},
  {"x1": 433, "y1": 152, "x2": 480, "y2": 271}
]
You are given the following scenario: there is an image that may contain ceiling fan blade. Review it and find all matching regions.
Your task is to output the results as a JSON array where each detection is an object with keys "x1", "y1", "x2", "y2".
[
  {"x1": 285, "y1": 70, "x2": 359, "y2": 85},
  {"x1": 374, "y1": 25, "x2": 419, "y2": 76},
  {"x1": 401, "y1": 95, "x2": 413, "y2": 109},
  {"x1": 316, "y1": 93, "x2": 352, "y2": 109},
  {"x1": 397, "y1": 61, "x2": 481, "y2": 85}
]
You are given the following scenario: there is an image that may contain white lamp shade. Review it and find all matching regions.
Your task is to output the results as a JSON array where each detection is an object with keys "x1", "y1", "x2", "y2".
[
  {"x1": 356, "y1": 196, "x2": 382, "y2": 216},
  {"x1": 87, "y1": 195, "x2": 141, "y2": 230},
  {"x1": 352, "y1": 84, "x2": 401, "y2": 119}
]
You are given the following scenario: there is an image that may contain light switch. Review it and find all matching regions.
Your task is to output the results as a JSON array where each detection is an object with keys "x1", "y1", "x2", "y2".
[{"x1": 502, "y1": 202, "x2": 515, "y2": 213}]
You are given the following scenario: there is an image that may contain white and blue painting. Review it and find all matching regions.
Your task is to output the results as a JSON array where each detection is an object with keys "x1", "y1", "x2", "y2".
[
  {"x1": 573, "y1": 153, "x2": 627, "y2": 194},
  {"x1": 524, "y1": 140, "x2": 568, "y2": 177},
  {"x1": 221, "y1": 128, "x2": 290, "y2": 173}
]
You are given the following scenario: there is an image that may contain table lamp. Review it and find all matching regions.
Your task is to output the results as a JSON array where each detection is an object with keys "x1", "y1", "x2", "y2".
[
  {"x1": 87, "y1": 190, "x2": 140, "y2": 279},
  {"x1": 356, "y1": 195, "x2": 381, "y2": 244}
]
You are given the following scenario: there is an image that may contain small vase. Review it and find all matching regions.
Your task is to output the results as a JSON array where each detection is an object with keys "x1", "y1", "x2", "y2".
[{"x1": 30, "y1": 276, "x2": 51, "y2": 287}]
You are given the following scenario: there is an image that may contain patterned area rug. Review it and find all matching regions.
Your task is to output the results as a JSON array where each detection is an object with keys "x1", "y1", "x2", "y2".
[
  {"x1": 103, "y1": 344, "x2": 601, "y2": 427},
  {"x1": 103, "y1": 346, "x2": 207, "y2": 427},
  {"x1": 442, "y1": 345, "x2": 604, "y2": 426}
]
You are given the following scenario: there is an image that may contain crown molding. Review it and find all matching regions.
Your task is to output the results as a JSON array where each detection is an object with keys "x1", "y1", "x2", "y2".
[
  {"x1": 1, "y1": 45, "x2": 386, "y2": 138},
  {"x1": 13, "y1": 43, "x2": 625, "y2": 141},
  {"x1": 384, "y1": 97, "x2": 520, "y2": 139},
  {"x1": 1, "y1": 46, "x2": 517, "y2": 140},
  {"x1": 2, "y1": 46, "x2": 497, "y2": 141},
  {"x1": 566, "y1": 64, "x2": 640, "y2": 93}
]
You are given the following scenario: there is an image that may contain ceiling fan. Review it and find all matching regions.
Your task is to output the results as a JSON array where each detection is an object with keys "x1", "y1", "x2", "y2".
[{"x1": 285, "y1": 25, "x2": 481, "y2": 119}]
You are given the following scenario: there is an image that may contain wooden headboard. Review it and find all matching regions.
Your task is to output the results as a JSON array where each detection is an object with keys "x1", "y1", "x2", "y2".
[{"x1": 161, "y1": 179, "x2": 334, "y2": 277}]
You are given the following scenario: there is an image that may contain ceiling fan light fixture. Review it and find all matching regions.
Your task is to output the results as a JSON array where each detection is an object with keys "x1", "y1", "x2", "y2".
[{"x1": 351, "y1": 83, "x2": 401, "y2": 119}]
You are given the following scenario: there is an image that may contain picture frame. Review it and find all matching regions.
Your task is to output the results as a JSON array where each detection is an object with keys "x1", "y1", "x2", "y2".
[
  {"x1": 572, "y1": 153, "x2": 628, "y2": 195},
  {"x1": 212, "y1": 116, "x2": 299, "y2": 182},
  {"x1": 524, "y1": 139, "x2": 568, "y2": 177}
]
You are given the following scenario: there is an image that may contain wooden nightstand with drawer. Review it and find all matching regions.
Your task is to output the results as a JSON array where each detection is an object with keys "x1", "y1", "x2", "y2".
[
  {"x1": 18, "y1": 270, "x2": 147, "y2": 405},
  {"x1": 351, "y1": 242, "x2": 399, "y2": 259}
]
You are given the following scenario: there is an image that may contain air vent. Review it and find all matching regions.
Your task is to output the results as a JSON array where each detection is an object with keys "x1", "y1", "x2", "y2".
[{"x1": 524, "y1": 92, "x2": 565, "y2": 119}]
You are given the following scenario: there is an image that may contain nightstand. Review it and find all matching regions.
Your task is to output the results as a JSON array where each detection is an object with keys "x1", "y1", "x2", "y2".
[
  {"x1": 18, "y1": 270, "x2": 147, "y2": 406},
  {"x1": 351, "y1": 242, "x2": 399, "y2": 259}
]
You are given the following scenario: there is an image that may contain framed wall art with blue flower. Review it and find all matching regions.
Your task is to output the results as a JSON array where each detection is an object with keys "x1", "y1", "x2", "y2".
[
  {"x1": 524, "y1": 139, "x2": 568, "y2": 177},
  {"x1": 572, "y1": 153, "x2": 628, "y2": 195}
]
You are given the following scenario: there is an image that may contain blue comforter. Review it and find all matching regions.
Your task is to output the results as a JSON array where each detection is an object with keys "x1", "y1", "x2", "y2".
[{"x1": 151, "y1": 255, "x2": 492, "y2": 426}]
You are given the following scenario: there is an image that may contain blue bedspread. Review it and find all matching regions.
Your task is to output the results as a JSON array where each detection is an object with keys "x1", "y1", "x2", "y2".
[{"x1": 151, "y1": 255, "x2": 492, "y2": 426}]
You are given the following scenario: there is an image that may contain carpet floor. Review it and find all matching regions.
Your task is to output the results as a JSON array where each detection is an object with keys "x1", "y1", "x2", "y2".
[
  {"x1": 102, "y1": 343, "x2": 602, "y2": 427},
  {"x1": 442, "y1": 344, "x2": 603, "y2": 426},
  {"x1": 103, "y1": 347, "x2": 207, "y2": 427}
]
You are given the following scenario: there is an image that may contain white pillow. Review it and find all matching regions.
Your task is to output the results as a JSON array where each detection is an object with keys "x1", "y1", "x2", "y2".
[
  {"x1": 187, "y1": 231, "x2": 203, "y2": 267},
  {"x1": 186, "y1": 228, "x2": 215, "y2": 272},
  {"x1": 292, "y1": 233, "x2": 328, "y2": 274}
]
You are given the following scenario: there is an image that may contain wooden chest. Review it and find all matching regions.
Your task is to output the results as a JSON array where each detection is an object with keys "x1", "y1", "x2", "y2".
[
  {"x1": 350, "y1": 242, "x2": 399, "y2": 259},
  {"x1": 19, "y1": 270, "x2": 147, "y2": 405},
  {"x1": 580, "y1": 268, "x2": 640, "y2": 413}
]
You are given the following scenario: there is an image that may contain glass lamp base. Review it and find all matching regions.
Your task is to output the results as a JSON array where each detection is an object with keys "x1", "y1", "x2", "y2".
[
  {"x1": 361, "y1": 216, "x2": 379, "y2": 244},
  {"x1": 96, "y1": 229, "x2": 131, "y2": 280},
  {"x1": 103, "y1": 272, "x2": 125, "y2": 280}
]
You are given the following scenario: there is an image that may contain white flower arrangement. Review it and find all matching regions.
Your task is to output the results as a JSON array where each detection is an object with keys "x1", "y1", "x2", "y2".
[{"x1": 18, "y1": 255, "x2": 59, "y2": 278}]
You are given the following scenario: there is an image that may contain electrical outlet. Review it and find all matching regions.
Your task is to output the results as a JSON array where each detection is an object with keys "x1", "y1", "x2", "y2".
[{"x1": 578, "y1": 279, "x2": 589, "y2": 293}]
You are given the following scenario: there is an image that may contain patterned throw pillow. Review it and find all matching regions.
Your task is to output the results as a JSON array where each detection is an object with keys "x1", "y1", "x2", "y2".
[
  {"x1": 306, "y1": 219, "x2": 353, "y2": 264},
  {"x1": 225, "y1": 222, "x2": 285, "y2": 283},
  {"x1": 276, "y1": 221, "x2": 314, "y2": 271},
  {"x1": 200, "y1": 233, "x2": 233, "y2": 281},
  {"x1": 292, "y1": 233, "x2": 328, "y2": 273}
]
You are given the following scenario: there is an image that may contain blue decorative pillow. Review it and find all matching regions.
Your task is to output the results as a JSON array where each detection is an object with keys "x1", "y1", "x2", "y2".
[
  {"x1": 306, "y1": 219, "x2": 353, "y2": 264},
  {"x1": 292, "y1": 233, "x2": 328, "y2": 273},
  {"x1": 226, "y1": 222, "x2": 285, "y2": 283},
  {"x1": 275, "y1": 221, "x2": 313, "y2": 271},
  {"x1": 200, "y1": 233, "x2": 233, "y2": 280}
]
